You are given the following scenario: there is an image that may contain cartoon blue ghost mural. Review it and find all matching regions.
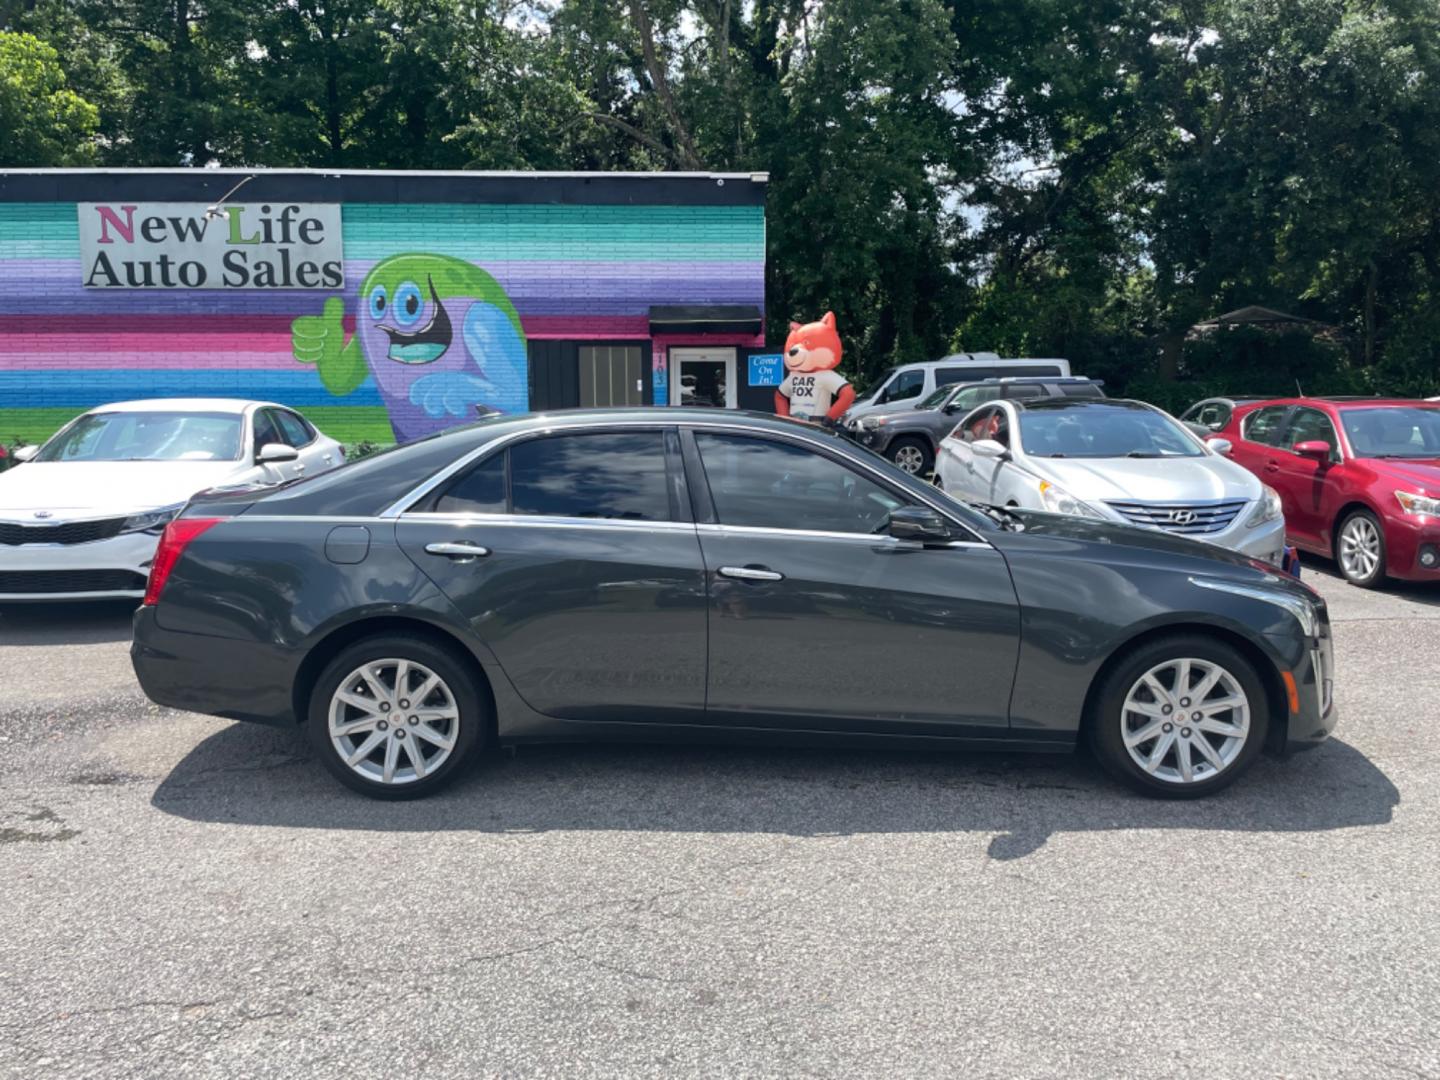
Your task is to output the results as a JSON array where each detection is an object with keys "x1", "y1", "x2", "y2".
[{"x1": 291, "y1": 253, "x2": 528, "y2": 442}]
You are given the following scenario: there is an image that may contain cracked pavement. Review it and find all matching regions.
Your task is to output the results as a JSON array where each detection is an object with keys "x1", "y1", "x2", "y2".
[{"x1": 1, "y1": 560, "x2": 1438, "y2": 1078}]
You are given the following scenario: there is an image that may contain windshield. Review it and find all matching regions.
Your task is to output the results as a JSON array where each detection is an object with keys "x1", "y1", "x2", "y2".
[
  {"x1": 917, "y1": 383, "x2": 959, "y2": 410},
  {"x1": 36, "y1": 411, "x2": 244, "y2": 463},
  {"x1": 1340, "y1": 407, "x2": 1440, "y2": 458},
  {"x1": 1017, "y1": 404, "x2": 1203, "y2": 458}
]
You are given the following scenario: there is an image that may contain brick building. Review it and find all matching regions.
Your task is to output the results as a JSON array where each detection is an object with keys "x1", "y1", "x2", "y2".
[{"x1": 0, "y1": 169, "x2": 769, "y2": 446}]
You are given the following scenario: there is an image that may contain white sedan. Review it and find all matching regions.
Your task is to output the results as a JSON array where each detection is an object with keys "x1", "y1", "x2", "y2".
[
  {"x1": 935, "y1": 398, "x2": 1287, "y2": 563},
  {"x1": 0, "y1": 398, "x2": 344, "y2": 601}
]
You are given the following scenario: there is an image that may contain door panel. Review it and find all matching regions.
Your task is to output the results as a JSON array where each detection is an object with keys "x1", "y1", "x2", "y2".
[
  {"x1": 688, "y1": 429, "x2": 1020, "y2": 735},
  {"x1": 1272, "y1": 407, "x2": 1340, "y2": 547},
  {"x1": 397, "y1": 517, "x2": 708, "y2": 722},
  {"x1": 697, "y1": 529, "x2": 1020, "y2": 734}
]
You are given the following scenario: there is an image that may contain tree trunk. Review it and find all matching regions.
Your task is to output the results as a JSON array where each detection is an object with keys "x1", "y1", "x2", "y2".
[
  {"x1": 1158, "y1": 332, "x2": 1183, "y2": 382},
  {"x1": 1363, "y1": 259, "x2": 1378, "y2": 366},
  {"x1": 628, "y1": 0, "x2": 703, "y2": 169}
]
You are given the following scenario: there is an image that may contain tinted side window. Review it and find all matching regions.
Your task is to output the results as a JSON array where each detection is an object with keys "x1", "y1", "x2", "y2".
[
  {"x1": 960, "y1": 406, "x2": 998, "y2": 442},
  {"x1": 274, "y1": 410, "x2": 314, "y2": 447},
  {"x1": 1195, "y1": 403, "x2": 1231, "y2": 429},
  {"x1": 253, "y1": 410, "x2": 283, "y2": 451},
  {"x1": 510, "y1": 432, "x2": 670, "y2": 521},
  {"x1": 434, "y1": 451, "x2": 507, "y2": 514},
  {"x1": 885, "y1": 369, "x2": 925, "y2": 402},
  {"x1": 1283, "y1": 408, "x2": 1339, "y2": 455},
  {"x1": 1005, "y1": 385, "x2": 1046, "y2": 400},
  {"x1": 1059, "y1": 383, "x2": 1105, "y2": 399},
  {"x1": 1242, "y1": 406, "x2": 1290, "y2": 447},
  {"x1": 695, "y1": 433, "x2": 906, "y2": 535}
]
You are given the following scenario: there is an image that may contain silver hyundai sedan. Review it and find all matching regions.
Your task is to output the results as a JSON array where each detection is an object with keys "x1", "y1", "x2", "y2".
[{"x1": 934, "y1": 398, "x2": 1287, "y2": 564}]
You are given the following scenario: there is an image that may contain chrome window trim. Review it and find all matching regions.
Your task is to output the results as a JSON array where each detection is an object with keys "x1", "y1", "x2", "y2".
[
  {"x1": 694, "y1": 522, "x2": 991, "y2": 548},
  {"x1": 400, "y1": 511, "x2": 694, "y2": 533},
  {"x1": 378, "y1": 416, "x2": 992, "y2": 545}
]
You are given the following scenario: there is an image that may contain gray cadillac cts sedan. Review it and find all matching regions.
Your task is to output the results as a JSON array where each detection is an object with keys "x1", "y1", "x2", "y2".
[{"x1": 131, "y1": 409, "x2": 1336, "y2": 800}]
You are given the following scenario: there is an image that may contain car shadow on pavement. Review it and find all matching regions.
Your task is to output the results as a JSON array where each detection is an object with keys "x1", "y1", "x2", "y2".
[
  {"x1": 150, "y1": 724, "x2": 1398, "y2": 860},
  {"x1": 1299, "y1": 554, "x2": 1440, "y2": 608},
  {"x1": 0, "y1": 600, "x2": 137, "y2": 646}
]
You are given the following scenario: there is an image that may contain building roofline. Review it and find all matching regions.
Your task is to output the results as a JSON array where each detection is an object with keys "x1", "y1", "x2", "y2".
[{"x1": 0, "y1": 168, "x2": 768, "y2": 207}]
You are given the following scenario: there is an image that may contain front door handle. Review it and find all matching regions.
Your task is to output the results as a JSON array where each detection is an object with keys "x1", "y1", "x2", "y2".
[
  {"x1": 1265, "y1": 460, "x2": 1280, "y2": 473},
  {"x1": 425, "y1": 541, "x2": 491, "y2": 560},
  {"x1": 718, "y1": 565, "x2": 783, "y2": 582}
]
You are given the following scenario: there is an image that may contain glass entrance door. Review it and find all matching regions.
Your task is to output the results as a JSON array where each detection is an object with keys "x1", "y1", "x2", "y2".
[{"x1": 670, "y1": 348, "x2": 737, "y2": 408}]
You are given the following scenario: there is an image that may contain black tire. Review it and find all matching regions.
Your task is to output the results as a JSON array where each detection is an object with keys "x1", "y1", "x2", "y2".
[
  {"x1": 306, "y1": 634, "x2": 487, "y2": 800},
  {"x1": 887, "y1": 436, "x2": 934, "y2": 476},
  {"x1": 1088, "y1": 633, "x2": 1269, "y2": 799},
  {"x1": 1335, "y1": 508, "x2": 1387, "y2": 588}
]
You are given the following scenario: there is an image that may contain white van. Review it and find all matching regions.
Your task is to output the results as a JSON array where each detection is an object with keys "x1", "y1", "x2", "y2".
[{"x1": 842, "y1": 354, "x2": 1073, "y2": 425}]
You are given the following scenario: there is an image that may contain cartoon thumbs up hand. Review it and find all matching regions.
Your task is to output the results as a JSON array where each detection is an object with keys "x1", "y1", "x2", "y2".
[{"x1": 291, "y1": 297, "x2": 367, "y2": 396}]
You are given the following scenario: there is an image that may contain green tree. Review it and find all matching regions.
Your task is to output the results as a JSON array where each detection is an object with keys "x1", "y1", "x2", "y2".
[{"x1": 0, "y1": 30, "x2": 98, "y2": 164}]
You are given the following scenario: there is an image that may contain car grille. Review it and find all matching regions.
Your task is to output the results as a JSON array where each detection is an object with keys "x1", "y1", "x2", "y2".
[
  {"x1": 0, "y1": 570, "x2": 147, "y2": 595},
  {"x1": 1104, "y1": 499, "x2": 1247, "y2": 536},
  {"x1": 0, "y1": 518, "x2": 128, "y2": 546}
]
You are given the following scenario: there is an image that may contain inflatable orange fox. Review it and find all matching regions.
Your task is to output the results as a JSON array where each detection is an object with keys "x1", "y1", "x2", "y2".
[{"x1": 775, "y1": 311, "x2": 855, "y2": 422}]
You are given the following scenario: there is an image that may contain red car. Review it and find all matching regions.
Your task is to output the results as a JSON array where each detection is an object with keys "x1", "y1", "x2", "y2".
[{"x1": 1205, "y1": 397, "x2": 1440, "y2": 587}]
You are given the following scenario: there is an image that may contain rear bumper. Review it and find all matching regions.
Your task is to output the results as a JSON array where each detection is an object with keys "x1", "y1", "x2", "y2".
[
  {"x1": 0, "y1": 531, "x2": 156, "y2": 600},
  {"x1": 131, "y1": 605, "x2": 298, "y2": 726}
]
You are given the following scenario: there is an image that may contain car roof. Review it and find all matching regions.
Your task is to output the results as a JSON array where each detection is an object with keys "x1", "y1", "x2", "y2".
[
  {"x1": 85, "y1": 398, "x2": 269, "y2": 414},
  {"x1": 1233, "y1": 397, "x2": 1438, "y2": 412},
  {"x1": 1008, "y1": 398, "x2": 1152, "y2": 413}
]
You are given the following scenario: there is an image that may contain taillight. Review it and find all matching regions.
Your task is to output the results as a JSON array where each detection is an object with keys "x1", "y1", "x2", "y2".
[{"x1": 143, "y1": 518, "x2": 221, "y2": 606}]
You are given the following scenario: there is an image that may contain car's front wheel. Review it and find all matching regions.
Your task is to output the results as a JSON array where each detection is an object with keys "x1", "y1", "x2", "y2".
[
  {"x1": 888, "y1": 437, "x2": 934, "y2": 476},
  {"x1": 1089, "y1": 634, "x2": 1268, "y2": 798},
  {"x1": 1336, "y1": 508, "x2": 1387, "y2": 588},
  {"x1": 307, "y1": 635, "x2": 486, "y2": 799}
]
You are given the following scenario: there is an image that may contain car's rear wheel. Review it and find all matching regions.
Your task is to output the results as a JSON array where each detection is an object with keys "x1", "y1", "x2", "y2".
[
  {"x1": 1336, "y1": 509, "x2": 1387, "y2": 588},
  {"x1": 888, "y1": 437, "x2": 934, "y2": 476},
  {"x1": 307, "y1": 635, "x2": 485, "y2": 799},
  {"x1": 1089, "y1": 634, "x2": 1268, "y2": 799}
]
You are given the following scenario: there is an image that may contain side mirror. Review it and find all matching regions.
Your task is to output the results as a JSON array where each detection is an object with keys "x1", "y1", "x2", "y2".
[
  {"x1": 11, "y1": 445, "x2": 37, "y2": 463},
  {"x1": 971, "y1": 438, "x2": 1010, "y2": 461},
  {"x1": 887, "y1": 506, "x2": 951, "y2": 544},
  {"x1": 257, "y1": 442, "x2": 299, "y2": 465},
  {"x1": 942, "y1": 402, "x2": 963, "y2": 415},
  {"x1": 1206, "y1": 437, "x2": 1233, "y2": 455},
  {"x1": 1293, "y1": 440, "x2": 1332, "y2": 461}
]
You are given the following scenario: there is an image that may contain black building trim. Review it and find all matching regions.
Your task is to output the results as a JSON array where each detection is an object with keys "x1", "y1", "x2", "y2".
[
  {"x1": 0, "y1": 169, "x2": 767, "y2": 207},
  {"x1": 649, "y1": 304, "x2": 764, "y2": 335}
]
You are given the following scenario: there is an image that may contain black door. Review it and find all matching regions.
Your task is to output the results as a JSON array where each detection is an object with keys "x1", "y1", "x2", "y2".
[
  {"x1": 395, "y1": 428, "x2": 708, "y2": 723},
  {"x1": 685, "y1": 430, "x2": 1021, "y2": 736}
]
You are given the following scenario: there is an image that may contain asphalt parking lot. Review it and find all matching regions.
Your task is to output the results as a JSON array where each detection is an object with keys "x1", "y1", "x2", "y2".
[{"x1": 1, "y1": 560, "x2": 1437, "y2": 1079}]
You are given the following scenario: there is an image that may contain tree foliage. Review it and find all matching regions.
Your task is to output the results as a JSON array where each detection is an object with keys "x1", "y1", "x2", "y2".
[
  {"x1": 4, "y1": 0, "x2": 1439, "y2": 394},
  {"x1": 0, "y1": 30, "x2": 98, "y2": 164}
]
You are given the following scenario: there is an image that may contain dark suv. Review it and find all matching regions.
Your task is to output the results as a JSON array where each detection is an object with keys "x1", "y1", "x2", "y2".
[{"x1": 850, "y1": 377, "x2": 1105, "y2": 474}]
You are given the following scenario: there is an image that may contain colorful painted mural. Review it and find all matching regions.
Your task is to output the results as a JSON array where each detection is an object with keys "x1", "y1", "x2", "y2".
[
  {"x1": 292, "y1": 253, "x2": 528, "y2": 442},
  {"x1": 0, "y1": 191, "x2": 766, "y2": 446}
]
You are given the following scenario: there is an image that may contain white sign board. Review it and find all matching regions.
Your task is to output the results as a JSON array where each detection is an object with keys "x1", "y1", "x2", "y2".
[{"x1": 78, "y1": 202, "x2": 344, "y2": 289}]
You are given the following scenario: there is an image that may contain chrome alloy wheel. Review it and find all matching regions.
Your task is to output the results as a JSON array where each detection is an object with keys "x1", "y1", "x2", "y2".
[
  {"x1": 892, "y1": 444, "x2": 926, "y2": 474},
  {"x1": 1120, "y1": 658, "x2": 1250, "y2": 785},
  {"x1": 328, "y1": 658, "x2": 460, "y2": 785},
  {"x1": 1339, "y1": 515, "x2": 1381, "y2": 581}
]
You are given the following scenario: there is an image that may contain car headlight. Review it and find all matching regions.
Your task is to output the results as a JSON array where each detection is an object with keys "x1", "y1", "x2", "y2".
[
  {"x1": 1394, "y1": 490, "x2": 1440, "y2": 516},
  {"x1": 1037, "y1": 479, "x2": 1103, "y2": 518},
  {"x1": 120, "y1": 503, "x2": 185, "y2": 534},
  {"x1": 860, "y1": 415, "x2": 884, "y2": 430},
  {"x1": 1246, "y1": 484, "x2": 1284, "y2": 527},
  {"x1": 1189, "y1": 576, "x2": 1319, "y2": 637}
]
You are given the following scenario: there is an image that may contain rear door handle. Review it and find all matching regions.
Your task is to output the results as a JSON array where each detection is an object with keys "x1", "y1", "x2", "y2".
[
  {"x1": 718, "y1": 565, "x2": 783, "y2": 582},
  {"x1": 425, "y1": 541, "x2": 491, "y2": 560},
  {"x1": 1265, "y1": 460, "x2": 1280, "y2": 472}
]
